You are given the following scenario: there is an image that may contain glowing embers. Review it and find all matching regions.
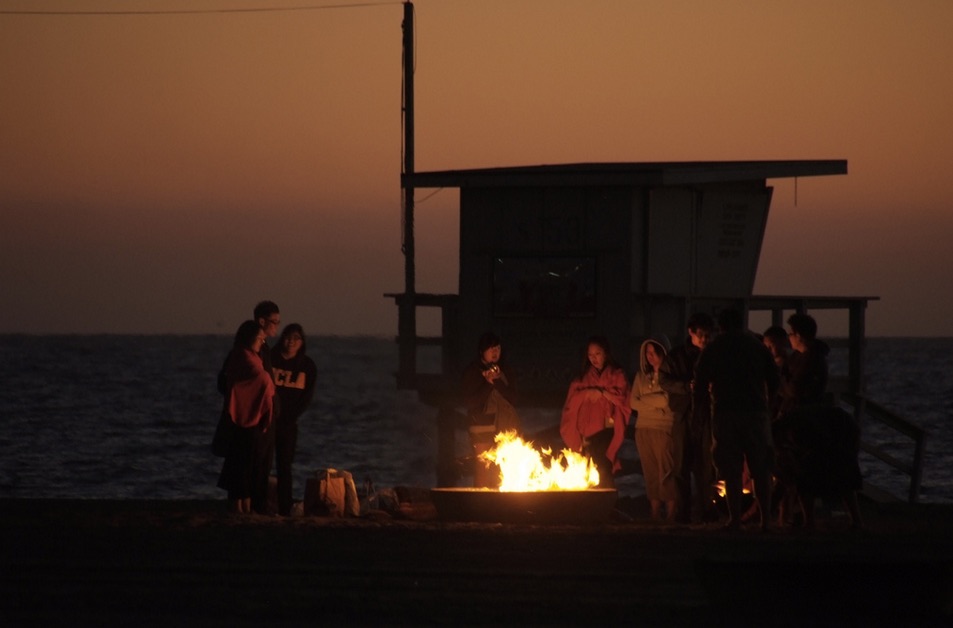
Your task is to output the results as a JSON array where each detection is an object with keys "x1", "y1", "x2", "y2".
[{"x1": 478, "y1": 430, "x2": 600, "y2": 492}]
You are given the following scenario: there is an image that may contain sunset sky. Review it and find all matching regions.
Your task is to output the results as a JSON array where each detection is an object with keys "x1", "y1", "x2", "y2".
[{"x1": 2, "y1": 0, "x2": 951, "y2": 336}]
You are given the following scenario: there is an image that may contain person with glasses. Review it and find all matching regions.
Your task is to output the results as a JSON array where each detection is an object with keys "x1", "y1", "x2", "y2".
[
  {"x1": 253, "y1": 300, "x2": 282, "y2": 374},
  {"x1": 778, "y1": 313, "x2": 829, "y2": 419},
  {"x1": 659, "y1": 312, "x2": 717, "y2": 524}
]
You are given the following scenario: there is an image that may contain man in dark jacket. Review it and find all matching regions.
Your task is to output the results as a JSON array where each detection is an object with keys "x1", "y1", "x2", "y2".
[
  {"x1": 695, "y1": 308, "x2": 780, "y2": 530},
  {"x1": 659, "y1": 312, "x2": 715, "y2": 524}
]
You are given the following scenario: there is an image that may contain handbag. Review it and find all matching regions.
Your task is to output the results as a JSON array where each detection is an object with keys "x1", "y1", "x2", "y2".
[{"x1": 211, "y1": 410, "x2": 233, "y2": 457}]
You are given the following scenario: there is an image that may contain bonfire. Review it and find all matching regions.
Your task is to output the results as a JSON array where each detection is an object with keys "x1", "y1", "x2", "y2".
[{"x1": 478, "y1": 430, "x2": 600, "y2": 492}]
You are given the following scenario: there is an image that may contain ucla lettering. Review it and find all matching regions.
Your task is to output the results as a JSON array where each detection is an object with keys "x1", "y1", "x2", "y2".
[{"x1": 273, "y1": 368, "x2": 307, "y2": 390}]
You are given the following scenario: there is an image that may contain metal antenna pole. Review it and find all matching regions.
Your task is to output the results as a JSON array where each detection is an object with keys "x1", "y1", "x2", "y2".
[{"x1": 398, "y1": 0, "x2": 416, "y2": 387}]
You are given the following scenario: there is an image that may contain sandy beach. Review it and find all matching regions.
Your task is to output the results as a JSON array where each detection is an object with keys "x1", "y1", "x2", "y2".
[{"x1": 3, "y1": 496, "x2": 952, "y2": 626}]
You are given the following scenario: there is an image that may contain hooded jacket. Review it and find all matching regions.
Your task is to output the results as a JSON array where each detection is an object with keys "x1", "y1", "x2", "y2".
[{"x1": 629, "y1": 338, "x2": 674, "y2": 434}]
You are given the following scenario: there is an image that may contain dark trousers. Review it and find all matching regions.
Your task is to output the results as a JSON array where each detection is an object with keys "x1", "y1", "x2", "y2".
[
  {"x1": 252, "y1": 428, "x2": 275, "y2": 514},
  {"x1": 274, "y1": 418, "x2": 298, "y2": 516},
  {"x1": 675, "y1": 419, "x2": 716, "y2": 522},
  {"x1": 583, "y1": 428, "x2": 616, "y2": 489}
]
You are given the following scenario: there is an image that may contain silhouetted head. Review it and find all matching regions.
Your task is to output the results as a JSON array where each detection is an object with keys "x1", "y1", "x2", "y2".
[
  {"x1": 787, "y1": 313, "x2": 818, "y2": 341},
  {"x1": 687, "y1": 312, "x2": 714, "y2": 349},
  {"x1": 234, "y1": 319, "x2": 264, "y2": 350},
  {"x1": 477, "y1": 331, "x2": 502, "y2": 365},
  {"x1": 254, "y1": 300, "x2": 281, "y2": 338}
]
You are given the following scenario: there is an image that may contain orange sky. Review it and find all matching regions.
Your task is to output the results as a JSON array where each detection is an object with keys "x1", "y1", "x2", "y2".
[{"x1": 1, "y1": 0, "x2": 951, "y2": 335}]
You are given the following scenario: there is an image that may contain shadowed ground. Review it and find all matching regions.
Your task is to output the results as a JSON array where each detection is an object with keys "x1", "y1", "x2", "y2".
[{"x1": 3, "y1": 497, "x2": 952, "y2": 626}]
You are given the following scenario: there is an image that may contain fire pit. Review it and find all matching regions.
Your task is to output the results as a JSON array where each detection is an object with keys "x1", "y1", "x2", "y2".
[
  {"x1": 433, "y1": 431, "x2": 616, "y2": 523},
  {"x1": 431, "y1": 487, "x2": 618, "y2": 524}
]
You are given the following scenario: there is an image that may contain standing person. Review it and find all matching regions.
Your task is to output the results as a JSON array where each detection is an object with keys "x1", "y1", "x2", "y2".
[
  {"x1": 217, "y1": 300, "x2": 281, "y2": 395},
  {"x1": 254, "y1": 300, "x2": 282, "y2": 373},
  {"x1": 778, "y1": 313, "x2": 829, "y2": 419},
  {"x1": 762, "y1": 325, "x2": 791, "y2": 421},
  {"x1": 461, "y1": 332, "x2": 521, "y2": 487},
  {"x1": 659, "y1": 312, "x2": 716, "y2": 523},
  {"x1": 629, "y1": 337, "x2": 677, "y2": 521},
  {"x1": 270, "y1": 324, "x2": 317, "y2": 517},
  {"x1": 694, "y1": 308, "x2": 780, "y2": 530},
  {"x1": 217, "y1": 301, "x2": 282, "y2": 512},
  {"x1": 217, "y1": 320, "x2": 275, "y2": 514},
  {"x1": 773, "y1": 313, "x2": 863, "y2": 529},
  {"x1": 250, "y1": 300, "x2": 281, "y2": 513},
  {"x1": 560, "y1": 336, "x2": 629, "y2": 488}
]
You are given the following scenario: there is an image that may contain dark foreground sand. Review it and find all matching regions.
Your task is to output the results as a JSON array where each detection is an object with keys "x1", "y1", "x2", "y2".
[{"x1": 3, "y1": 496, "x2": 952, "y2": 627}]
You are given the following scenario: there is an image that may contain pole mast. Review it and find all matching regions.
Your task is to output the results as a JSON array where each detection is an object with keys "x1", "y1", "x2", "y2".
[{"x1": 398, "y1": 1, "x2": 416, "y2": 387}]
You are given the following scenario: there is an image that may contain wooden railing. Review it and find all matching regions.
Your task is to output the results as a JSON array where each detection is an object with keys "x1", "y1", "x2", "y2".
[{"x1": 838, "y1": 391, "x2": 928, "y2": 504}]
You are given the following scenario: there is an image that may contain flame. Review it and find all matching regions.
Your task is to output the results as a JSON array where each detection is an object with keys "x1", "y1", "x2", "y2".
[
  {"x1": 714, "y1": 480, "x2": 752, "y2": 498},
  {"x1": 478, "y1": 430, "x2": 600, "y2": 492}
]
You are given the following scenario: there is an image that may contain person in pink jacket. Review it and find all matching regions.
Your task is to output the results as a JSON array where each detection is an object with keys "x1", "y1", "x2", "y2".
[
  {"x1": 217, "y1": 320, "x2": 275, "y2": 515},
  {"x1": 560, "y1": 336, "x2": 629, "y2": 488}
]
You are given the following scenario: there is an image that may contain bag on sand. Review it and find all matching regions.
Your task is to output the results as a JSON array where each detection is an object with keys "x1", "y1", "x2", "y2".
[
  {"x1": 211, "y1": 410, "x2": 232, "y2": 457},
  {"x1": 304, "y1": 468, "x2": 360, "y2": 517}
]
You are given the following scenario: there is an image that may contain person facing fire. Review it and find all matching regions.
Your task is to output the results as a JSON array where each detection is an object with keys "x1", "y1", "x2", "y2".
[
  {"x1": 659, "y1": 311, "x2": 716, "y2": 523},
  {"x1": 461, "y1": 332, "x2": 521, "y2": 487},
  {"x1": 629, "y1": 337, "x2": 677, "y2": 521},
  {"x1": 560, "y1": 335, "x2": 629, "y2": 488},
  {"x1": 694, "y1": 308, "x2": 779, "y2": 530}
]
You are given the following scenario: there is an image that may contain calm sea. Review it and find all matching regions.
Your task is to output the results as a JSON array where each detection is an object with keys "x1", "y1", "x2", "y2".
[{"x1": 1, "y1": 335, "x2": 950, "y2": 503}]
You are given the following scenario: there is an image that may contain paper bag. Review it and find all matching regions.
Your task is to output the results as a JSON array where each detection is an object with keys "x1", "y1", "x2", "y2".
[{"x1": 304, "y1": 468, "x2": 357, "y2": 517}]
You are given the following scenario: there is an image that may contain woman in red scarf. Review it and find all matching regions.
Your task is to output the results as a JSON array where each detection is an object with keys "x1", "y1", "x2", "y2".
[
  {"x1": 560, "y1": 336, "x2": 629, "y2": 488},
  {"x1": 217, "y1": 320, "x2": 275, "y2": 514}
]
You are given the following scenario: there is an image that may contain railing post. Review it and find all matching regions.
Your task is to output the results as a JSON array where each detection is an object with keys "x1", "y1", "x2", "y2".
[{"x1": 909, "y1": 433, "x2": 926, "y2": 504}]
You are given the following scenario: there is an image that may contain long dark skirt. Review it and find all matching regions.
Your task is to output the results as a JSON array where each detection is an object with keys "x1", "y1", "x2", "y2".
[{"x1": 217, "y1": 423, "x2": 271, "y2": 502}]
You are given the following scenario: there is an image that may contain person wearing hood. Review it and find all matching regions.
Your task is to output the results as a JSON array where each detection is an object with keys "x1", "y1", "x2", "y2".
[
  {"x1": 629, "y1": 337, "x2": 677, "y2": 521},
  {"x1": 270, "y1": 323, "x2": 317, "y2": 516}
]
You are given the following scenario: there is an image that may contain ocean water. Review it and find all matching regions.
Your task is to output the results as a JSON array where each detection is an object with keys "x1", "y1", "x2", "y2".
[{"x1": 0, "y1": 335, "x2": 951, "y2": 503}]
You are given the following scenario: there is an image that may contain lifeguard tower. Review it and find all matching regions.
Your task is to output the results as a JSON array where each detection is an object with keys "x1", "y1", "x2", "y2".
[
  {"x1": 387, "y1": 3, "x2": 921, "y2": 497},
  {"x1": 386, "y1": 159, "x2": 888, "y2": 486}
]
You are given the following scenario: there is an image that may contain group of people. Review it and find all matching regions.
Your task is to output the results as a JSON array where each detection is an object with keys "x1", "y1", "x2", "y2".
[
  {"x1": 215, "y1": 301, "x2": 317, "y2": 516},
  {"x1": 465, "y1": 307, "x2": 862, "y2": 529}
]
